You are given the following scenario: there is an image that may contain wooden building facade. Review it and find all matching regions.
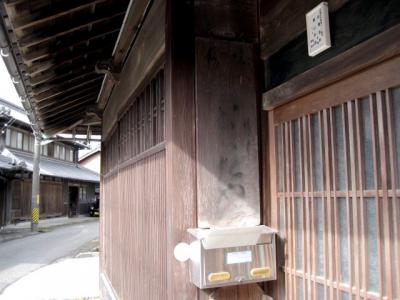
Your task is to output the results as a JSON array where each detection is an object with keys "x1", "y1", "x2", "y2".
[
  {"x1": 0, "y1": 99, "x2": 100, "y2": 225},
  {"x1": 99, "y1": 1, "x2": 400, "y2": 299},
  {"x1": 1, "y1": 0, "x2": 399, "y2": 299}
]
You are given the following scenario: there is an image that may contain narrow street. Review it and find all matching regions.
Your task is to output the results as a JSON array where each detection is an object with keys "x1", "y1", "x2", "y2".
[{"x1": 0, "y1": 221, "x2": 99, "y2": 293}]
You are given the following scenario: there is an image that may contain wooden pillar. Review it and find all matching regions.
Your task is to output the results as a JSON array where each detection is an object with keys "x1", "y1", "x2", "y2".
[
  {"x1": 165, "y1": 1, "x2": 264, "y2": 299},
  {"x1": 165, "y1": 0, "x2": 198, "y2": 299}
]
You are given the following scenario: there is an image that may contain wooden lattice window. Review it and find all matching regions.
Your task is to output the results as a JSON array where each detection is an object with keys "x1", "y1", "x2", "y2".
[
  {"x1": 103, "y1": 127, "x2": 119, "y2": 174},
  {"x1": 119, "y1": 69, "x2": 165, "y2": 162},
  {"x1": 102, "y1": 69, "x2": 164, "y2": 175},
  {"x1": 271, "y1": 81, "x2": 400, "y2": 299}
]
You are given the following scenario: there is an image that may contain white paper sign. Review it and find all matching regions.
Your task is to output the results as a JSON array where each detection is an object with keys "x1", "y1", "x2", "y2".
[{"x1": 226, "y1": 250, "x2": 252, "y2": 264}]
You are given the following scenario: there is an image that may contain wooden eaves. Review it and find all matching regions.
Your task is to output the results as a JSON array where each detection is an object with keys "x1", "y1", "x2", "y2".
[{"x1": 0, "y1": 0, "x2": 131, "y2": 136}]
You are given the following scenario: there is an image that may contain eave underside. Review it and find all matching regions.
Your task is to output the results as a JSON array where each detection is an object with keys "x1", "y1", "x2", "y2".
[{"x1": 0, "y1": 0, "x2": 130, "y2": 136}]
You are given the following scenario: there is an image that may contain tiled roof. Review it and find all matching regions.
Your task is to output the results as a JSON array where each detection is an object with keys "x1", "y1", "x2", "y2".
[{"x1": 0, "y1": 149, "x2": 99, "y2": 182}]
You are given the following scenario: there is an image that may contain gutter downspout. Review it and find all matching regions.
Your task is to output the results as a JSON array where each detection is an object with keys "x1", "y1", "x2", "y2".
[
  {"x1": 0, "y1": 20, "x2": 41, "y2": 138},
  {"x1": 1, "y1": 17, "x2": 42, "y2": 230}
]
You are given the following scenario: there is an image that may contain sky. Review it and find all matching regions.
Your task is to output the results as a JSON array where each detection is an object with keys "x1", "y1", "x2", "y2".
[{"x1": 0, "y1": 57, "x2": 22, "y2": 107}]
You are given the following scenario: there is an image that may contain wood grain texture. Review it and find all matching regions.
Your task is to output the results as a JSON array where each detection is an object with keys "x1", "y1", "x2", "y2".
[
  {"x1": 269, "y1": 56, "x2": 400, "y2": 299},
  {"x1": 206, "y1": 284, "x2": 265, "y2": 300},
  {"x1": 97, "y1": 0, "x2": 153, "y2": 110},
  {"x1": 102, "y1": 0, "x2": 165, "y2": 139},
  {"x1": 10, "y1": 179, "x2": 64, "y2": 220},
  {"x1": 101, "y1": 151, "x2": 167, "y2": 300},
  {"x1": 196, "y1": 38, "x2": 260, "y2": 228},
  {"x1": 259, "y1": 0, "x2": 347, "y2": 59},
  {"x1": 273, "y1": 55, "x2": 400, "y2": 124},
  {"x1": 263, "y1": 24, "x2": 400, "y2": 111},
  {"x1": 1, "y1": 0, "x2": 130, "y2": 135},
  {"x1": 194, "y1": 0, "x2": 258, "y2": 42},
  {"x1": 165, "y1": 0, "x2": 198, "y2": 299}
]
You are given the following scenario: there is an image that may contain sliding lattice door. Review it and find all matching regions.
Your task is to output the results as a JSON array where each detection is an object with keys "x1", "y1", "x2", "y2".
[{"x1": 269, "y1": 58, "x2": 400, "y2": 299}]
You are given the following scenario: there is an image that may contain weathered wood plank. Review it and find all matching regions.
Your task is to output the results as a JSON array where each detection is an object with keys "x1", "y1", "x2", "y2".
[
  {"x1": 194, "y1": 0, "x2": 258, "y2": 42},
  {"x1": 12, "y1": 0, "x2": 107, "y2": 30},
  {"x1": 208, "y1": 284, "x2": 265, "y2": 300},
  {"x1": 18, "y1": 11, "x2": 125, "y2": 48},
  {"x1": 263, "y1": 24, "x2": 400, "y2": 111},
  {"x1": 272, "y1": 54, "x2": 400, "y2": 124},
  {"x1": 196, "y1": 37, "x2": 260, "y2": 228},
  {"x1": 165, "y1": 0, "x2": 197, "y2": 299},
  {"x1": 259, "y1": 0, "x2": 348, "y2": 59},
  {"x1": 102, "y1": 0, "x2": 165, "y2": 139}
]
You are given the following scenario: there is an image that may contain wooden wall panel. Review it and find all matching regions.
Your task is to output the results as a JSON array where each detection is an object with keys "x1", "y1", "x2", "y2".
[
  {"x1": 10, "y1": 179, "x2": 64, "y2": 220},
  {"x1": 102, "y1": 0, "x2": 165, "y2": 139},
  {"x1": 194, "y1": 0, "x2": 258, "y2": 43},
  {"x1": 195, "y1": 38, "x2": 260, "y2": 228},
  {"x1": 102, "y1": 151, "x2": 166, "y2": 300},
  {"x1": 101, "y1": 65, "x2": 167, "y2": 299},
  {"x1": 259, "y1": 0, "x2": 347, "y2": 59}
]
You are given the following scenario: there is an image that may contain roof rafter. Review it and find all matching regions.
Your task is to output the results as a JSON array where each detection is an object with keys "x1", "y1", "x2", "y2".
[
  {"x1": 12, "y1": 0, "x2": 107, "y2": 30},
  {"x1": 18, "y1": 11, "x2": 125, "y2": 49},
  {"x1": 35, "y1": 77, "x2": 103, "y2": 102},
  {"x1": 21, "y1": 28, "x2": 119, "y2": 64},
  {"x1": 35, "y1": 85, "x2": 101, "y2": 109}
]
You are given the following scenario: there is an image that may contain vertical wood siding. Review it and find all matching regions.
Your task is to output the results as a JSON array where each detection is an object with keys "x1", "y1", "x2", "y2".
[
  {"x1": 11, "y1": 180, "x2": 64, "y2": 220},
  {"x1": 101, "y1": 68, "x2": 167, "y2": 300},
  {"x1": 102, "y1": 152, "x2": 166, "y2": 300}
]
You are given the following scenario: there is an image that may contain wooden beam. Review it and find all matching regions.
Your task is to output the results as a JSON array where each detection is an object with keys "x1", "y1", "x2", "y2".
[
  {"x1": 30, "y1": 69, "x2": 95, "y2": 88},
  {"x1": 30, "y1": 65, "x2": 96, "y2": 86},
  {"x1": 272, "y1": 55, "x2": 400, "y2": 124},
  {"x1": 35, "y1": 77, "x2": 102, "y2": 102},
  {"x1": 165, "y1": 0, "x2": 197, "y2": 299},
  {"x1": 113, "y1": 0, "x2": 152, "y2": 66},
  {"x1": 27, "y1": 45, "x2": 111, "y2": 76},
  {"x1": 101, "y1": 0, "x2": 165, "y2": 136},
  {"x1": 259, "y1": 0, "x2": 348, "y2": 59},
  {"x1": 194, "y1": 0, "x2": 258, "y2": 42},
  {"x1": 263, "y1": 24, "x2": 400, "y2": 110},
  {"x1": 32, "y1": 73, "x2": 100, "y2": 95},
  {"x1": 22, "y1": 28, "x2": 120, "y2": 64},
  {"x1": 12, "y1": 0, "x2": 107, "y2": 30},
  {"x1": 39, "y1": 96, "x2": 96, "y2": 119},
  {"x1": 39, "y1": 102, "x2": 95, "y2": 123},
  {"x1": 38, "y1": 92, "x2": 99, "y2": 114},
  {"x1": 18, "y1": 11, "x2": 125, "y2": 49},
  {"x1": 35, "y1": 85, "x2": 101, "y2": 109},
  {"x1": 40, "y1": 113, "x2": 85, "y2": 128},
  {"x1": 96, "y1": 0, "x2": 153, "y2": 110}
]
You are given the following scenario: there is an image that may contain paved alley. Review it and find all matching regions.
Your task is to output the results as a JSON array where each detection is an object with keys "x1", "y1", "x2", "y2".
[{"x1": 0, "y1": 221, "x2": 99, "y2": 293}]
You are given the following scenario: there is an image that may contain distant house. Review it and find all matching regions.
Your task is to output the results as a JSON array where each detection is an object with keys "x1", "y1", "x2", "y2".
[
  {"x1": 79, "y1": 147, "x2": 100, "y2": 174},
  {"x1": 0, "y1": 98, "x2": 99, "y2": 226}
]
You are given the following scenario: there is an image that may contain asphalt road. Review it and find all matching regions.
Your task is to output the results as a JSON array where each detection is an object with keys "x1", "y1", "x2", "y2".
[{"x1": 0, "y1": 221, "x2": 99, "y2": 292}]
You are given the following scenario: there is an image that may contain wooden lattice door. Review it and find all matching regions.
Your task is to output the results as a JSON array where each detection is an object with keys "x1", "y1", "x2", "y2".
[{"x1": 268, "y1": 56, "x2": 400, "y2": 299}]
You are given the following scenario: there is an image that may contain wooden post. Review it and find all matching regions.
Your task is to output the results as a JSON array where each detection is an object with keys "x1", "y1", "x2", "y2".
[{"x1": 165, "y1": 0, "x2": 197, "y2": 299}]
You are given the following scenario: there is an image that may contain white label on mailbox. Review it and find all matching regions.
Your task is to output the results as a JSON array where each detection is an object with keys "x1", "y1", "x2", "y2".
[{"x1": 226, "y1": 250, "x2": 252, "y2": 264}]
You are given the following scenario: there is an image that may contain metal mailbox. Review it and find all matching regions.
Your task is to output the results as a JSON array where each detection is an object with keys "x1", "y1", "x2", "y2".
[{"x1": 186, "y1": 225, "x2": 277, "y2": 289}]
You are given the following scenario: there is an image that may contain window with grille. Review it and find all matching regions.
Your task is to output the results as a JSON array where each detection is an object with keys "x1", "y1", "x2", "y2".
[
  {"x1": 271, "y1": 86, "x2": 400, "y2": 299},
  {"x1": 103, "y1": 69, "x2": 165, "y2": 174}
]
